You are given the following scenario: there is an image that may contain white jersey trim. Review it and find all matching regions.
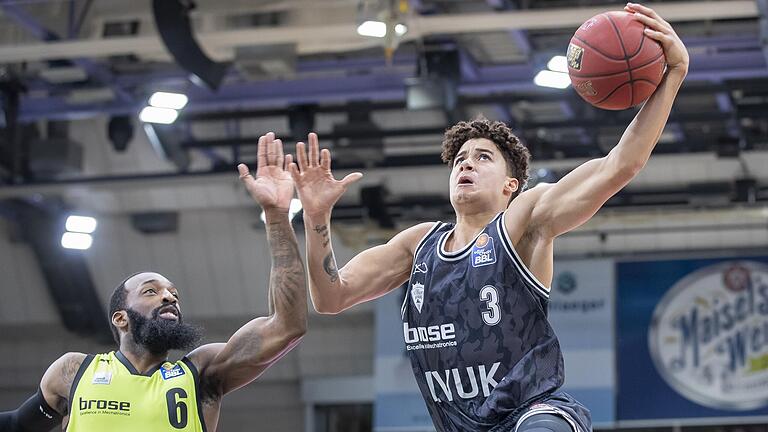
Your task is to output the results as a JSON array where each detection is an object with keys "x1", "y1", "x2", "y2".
[
  {"x1": 414, "y1": 222, "x2": 443, "y2": 259},
  {"x1": 436, "y1": 213, "x2": 503, "y2": 262},
  {"x1": 515, "y1": 404, "x2": 581, "y2": 432},
  {"x1": 497, "y1": 212, "x2": 551, "y2": 298}
]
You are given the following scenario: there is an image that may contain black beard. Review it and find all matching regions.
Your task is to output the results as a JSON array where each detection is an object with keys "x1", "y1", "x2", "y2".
[{"x1": 126, "y1": 307, "x2": 202, "y2": 355}]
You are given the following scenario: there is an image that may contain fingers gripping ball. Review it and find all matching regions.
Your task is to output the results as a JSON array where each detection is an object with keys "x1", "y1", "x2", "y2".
[{"x1": 567, "y1": 11, "x2": 666, "y2": 110}]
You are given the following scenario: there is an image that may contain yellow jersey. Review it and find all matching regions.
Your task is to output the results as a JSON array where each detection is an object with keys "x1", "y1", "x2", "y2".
[{"x1": 67, "y1": 351, "x2": 206, "y2": 432}]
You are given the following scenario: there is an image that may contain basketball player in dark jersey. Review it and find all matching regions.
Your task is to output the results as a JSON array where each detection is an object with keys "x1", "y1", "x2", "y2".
[
  {"x1": 289, "y1": 4, "x2": 687, "y2": 431},
  {"x1": 0, "y1": 133, "x2": 308, "y2": 432}
]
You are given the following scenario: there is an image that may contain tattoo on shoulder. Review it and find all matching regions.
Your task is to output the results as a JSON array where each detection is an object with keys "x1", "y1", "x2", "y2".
[
  {"x1": 314, "y1": 224, "x2": 330, "y2": 248},
  {"x1": 51, "y1": 354, "x2": 85, "y2": 414},
  {"x1": 61, "y1": 355, "x2": 83, "y2": 384},
  {"x1": 322, "y1": 252, "x2": 339, "y2": 283}
]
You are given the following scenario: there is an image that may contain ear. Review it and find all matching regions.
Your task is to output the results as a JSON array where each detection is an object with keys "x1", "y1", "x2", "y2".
[
  {"x1": 112, "y1": 311, "x2": 128, "y2": 332},
  {"x1": 504, "y1": 177, "x2": 519, "y2": 196}
]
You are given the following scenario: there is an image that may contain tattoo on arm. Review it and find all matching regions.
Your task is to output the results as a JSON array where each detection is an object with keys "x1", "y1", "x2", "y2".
[
  {"x1": 57, "y1": 355, "x2": 83, "y2": 414},
  {"x1": 266, "y1": 219, "x2": 305, "y2": 318},
  {"x1": 200, "y1": 217, "x2": 307, "y2": 396},
  {"x1": 314, "y1": 224, "x2": 330, "y2": 248},
  {"x1": 322, "y1": 252, "x2": 339, "y2": 283}
]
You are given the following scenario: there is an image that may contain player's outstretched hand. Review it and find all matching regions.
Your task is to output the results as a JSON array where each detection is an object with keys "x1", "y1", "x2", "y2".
[
  {"x1": 238, "y1": 132, "x2": 295, "y2": 215},
  {"x1": 288, "y1": 133, "x2": 362, "y2": 219},
  {"x1": 625, "y1": 2, "x2": 689, "y2": 75}
]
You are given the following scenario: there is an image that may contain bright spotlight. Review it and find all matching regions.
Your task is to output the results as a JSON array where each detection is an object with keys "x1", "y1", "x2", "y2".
[
  {"x1": 547, "y1": 55, "x2": 569, "y2": 73},
  {"x1": 139, "y1": 106, "x2": 179, "y2": 124},
  {"x1": 534, "y1": 70, "x2": 571, "y2": 89},
  {"x1": 357, "y1": 20, "x2": 387, "y2": 38},
  {"x1": 149, "y1": 92, "x2": 189, "y2": 110},
  {"x1": 61, "y1": 232, "x2": 93, "y2": 250},
  {"x1": 65, "y1": 215, "x2": 97, "y2": 234}
]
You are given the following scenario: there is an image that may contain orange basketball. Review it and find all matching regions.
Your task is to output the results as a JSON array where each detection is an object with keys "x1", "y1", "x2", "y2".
[{"x1": 567, "y1": 11, "x2": 666, "y2": 110}]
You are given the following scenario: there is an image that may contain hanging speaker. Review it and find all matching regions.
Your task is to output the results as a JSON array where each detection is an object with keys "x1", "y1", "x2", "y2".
[
  {"x1": 152, "y1": 0, "x2": 229, "y2": 90},
  {"x1": 108, "y1": 116, "x2": 134, "y2": 152}
]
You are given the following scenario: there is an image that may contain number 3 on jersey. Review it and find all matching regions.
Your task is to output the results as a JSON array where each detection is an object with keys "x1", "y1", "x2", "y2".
[{"x1": 480, "y1": 285, "x2": 501, "y2": 326}]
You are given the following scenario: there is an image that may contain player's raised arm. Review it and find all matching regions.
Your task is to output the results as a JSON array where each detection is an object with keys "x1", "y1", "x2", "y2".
[
  {"x1": 526, "y1": 3, "x2": 689, "y2": 238},
  {"x1": 289, "y1": 133, "x2": 433, "y2": 314},
  {"x1": 189, "y1": 133, "x2": 307, "y2": 395}
]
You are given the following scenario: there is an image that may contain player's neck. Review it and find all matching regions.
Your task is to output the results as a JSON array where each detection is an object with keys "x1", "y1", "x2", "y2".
[
  {"x1": 119, "y1": 339, "x2": 168, "y2": 374},
  {"x1": 451, "y1": 209, "x2": 499, "y2": 247}
]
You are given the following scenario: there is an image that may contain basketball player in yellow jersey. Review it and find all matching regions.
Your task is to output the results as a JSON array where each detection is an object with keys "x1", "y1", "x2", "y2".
[{"x1": 0, "y1": 133, "x2": 306, "y2": 432}]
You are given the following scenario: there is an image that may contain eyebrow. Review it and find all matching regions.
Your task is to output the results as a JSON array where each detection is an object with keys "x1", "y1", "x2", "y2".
[
  {"x1": 139, "y1": 281, "x2": 179, "y2": 294},
  {"x1": 456, "y1": 148, "x2": 494, "y2": 160},
  {"x1": 140, "y1": 280, "x2": 174, "y2": 289}
]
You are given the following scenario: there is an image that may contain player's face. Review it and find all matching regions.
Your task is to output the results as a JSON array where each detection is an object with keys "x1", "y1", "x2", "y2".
[
  {"x1": 121, "y1": 272, "x2": 200, "y2": 354},
  {"x1": 449, "y1": 138, "x2": 513, "y2": 210},
  {"x1": 124, "y1": 272, "x2": 183, "y2": 323}
]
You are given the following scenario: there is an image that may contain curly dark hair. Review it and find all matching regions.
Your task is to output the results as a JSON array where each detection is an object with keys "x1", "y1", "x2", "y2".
[{"x1": 441, "y1": 115, "x2": 531, "y2": 199}]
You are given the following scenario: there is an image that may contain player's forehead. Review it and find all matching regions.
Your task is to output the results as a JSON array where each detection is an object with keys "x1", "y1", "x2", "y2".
[
  {"x1": 124, "y1": 272, "x2": 174, "y2": 292},
  {"x1": 457, "y1": 138, "x2": 499, "y2": 156}
]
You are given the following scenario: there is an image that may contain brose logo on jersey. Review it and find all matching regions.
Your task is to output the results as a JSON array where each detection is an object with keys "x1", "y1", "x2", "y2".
[
  {"x1": 403, "y1": 322, "x2": 457, "y2": 350},
  {"x1": 78, "y1": 397, "x2": 131, "y2": 415}
]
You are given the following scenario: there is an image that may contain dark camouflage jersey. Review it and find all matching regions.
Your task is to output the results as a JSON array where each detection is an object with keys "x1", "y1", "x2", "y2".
[{"x1": 401, "y1": 213, "x2": 589, "y2": 431}]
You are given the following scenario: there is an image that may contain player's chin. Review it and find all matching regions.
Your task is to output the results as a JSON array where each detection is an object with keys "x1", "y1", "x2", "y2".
[{"x1": 452, "y1": 190, "x2": 477, "y2": 204}]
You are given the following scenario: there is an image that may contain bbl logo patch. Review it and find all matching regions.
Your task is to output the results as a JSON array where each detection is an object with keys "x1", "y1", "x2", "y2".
[
  {"x1": 471, "y1": 233, "x2": 496, "y2": 268},
  {"x1": 567, "y1": 43, "x2": 583, "y2": 71},
  {"x1": 160, "y1": 363, "x2": 185, "y2": 380},
  {"x1": 411, "y1": 282, "x2": 425, "y2": 313}
]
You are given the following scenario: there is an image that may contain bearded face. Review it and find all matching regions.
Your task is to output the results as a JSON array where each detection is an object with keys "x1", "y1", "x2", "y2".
[{"x1": 126, "y1": 306, "x2": 201, "y2": 355}]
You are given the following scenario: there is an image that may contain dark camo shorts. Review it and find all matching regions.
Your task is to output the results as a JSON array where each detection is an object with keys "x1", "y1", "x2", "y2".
[{"x1": 490, "y1": 392, "x2": 592, "y2": 432}]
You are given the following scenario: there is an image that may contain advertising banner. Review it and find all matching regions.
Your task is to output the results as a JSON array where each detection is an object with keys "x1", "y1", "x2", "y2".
[{"x1": 617, "y1": 256, "x2": 768, "y2": 422}]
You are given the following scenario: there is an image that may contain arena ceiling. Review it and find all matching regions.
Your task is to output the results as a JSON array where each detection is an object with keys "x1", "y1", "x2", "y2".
[{"x1": 0, "y1": 0, "x2": 765, "y2": 217}]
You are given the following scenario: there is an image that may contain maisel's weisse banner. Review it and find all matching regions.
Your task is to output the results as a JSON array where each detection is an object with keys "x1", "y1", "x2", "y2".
[{"x1": 618, "y1": 256, "x2": 768, "y2": 422}]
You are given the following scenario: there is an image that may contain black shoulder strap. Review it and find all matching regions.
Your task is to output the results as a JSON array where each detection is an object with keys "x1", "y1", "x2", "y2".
[
  {"x1": 66, "y1": 354, "x2": 94, "y2": 415},
  {"x1": 181, "y1": 357, "x2": 209, "y2": 432}
]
